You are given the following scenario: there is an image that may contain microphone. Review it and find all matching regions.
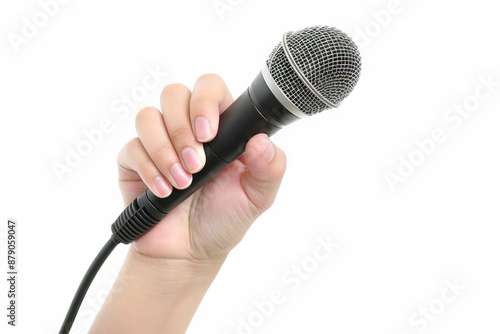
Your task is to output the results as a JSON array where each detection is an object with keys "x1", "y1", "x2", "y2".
[
  {"x1": 59, "y1": 25, "x2": 362, "y2": 333},
  {"x1": 110, "y1": 25, "x2": 362, "y2": 244}
]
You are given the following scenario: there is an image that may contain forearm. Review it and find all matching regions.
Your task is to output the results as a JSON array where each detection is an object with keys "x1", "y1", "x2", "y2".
[{"x1": 89, "y1": 246, "x2": 225, "y2": 334}]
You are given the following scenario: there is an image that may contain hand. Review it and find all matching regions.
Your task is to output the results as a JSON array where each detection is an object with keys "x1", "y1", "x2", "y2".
[{"x1": 117, "y1": 74, "x2": 287, "y2": 261}]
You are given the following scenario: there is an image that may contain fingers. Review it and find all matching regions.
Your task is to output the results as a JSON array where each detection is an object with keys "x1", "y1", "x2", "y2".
[
  {"x1": 118, "y1": 137, "x2": 172, "y2": 198},
  {"x1": 241, "y1": 134, "x2": 287, "y2": 213},
  {"x1": 135, "y1": 106, "x2": 193, "y2": 190},
  {"x1": 190, "y1": 74, "x2": 234, "y2": 142},
  {"x1": 160, "y1": 84, "x2": 205, "y2": 174},
  {"x1": 126, "y1": 74, "x2": 235, "y2": 198}
]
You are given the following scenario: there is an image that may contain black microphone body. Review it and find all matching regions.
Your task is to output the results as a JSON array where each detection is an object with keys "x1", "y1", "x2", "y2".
[{"x1": 111, "y1": 72, "x2": 299, "y2": 244}]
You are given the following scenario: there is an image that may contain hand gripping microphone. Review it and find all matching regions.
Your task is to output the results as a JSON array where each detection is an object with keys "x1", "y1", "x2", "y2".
[
  {"x1": 59, "y1": 25, "x2": 361, "y2": 334},
  {"x1": 111, "y1": 25, "x2": 362, "y2": 244}
]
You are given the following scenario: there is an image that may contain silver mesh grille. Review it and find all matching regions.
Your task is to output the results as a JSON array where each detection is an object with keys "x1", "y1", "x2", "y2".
[{"x1": 266, "y1": 26, "x2": 361, "y2": 115}]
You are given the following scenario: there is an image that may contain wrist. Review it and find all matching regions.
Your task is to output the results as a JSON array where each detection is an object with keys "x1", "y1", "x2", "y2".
[
  {"x1": 89, "y1": 246, "x2": 226, "y2": 334},
  {"x1": 127, "y1": 245, "x2": 226, "y2": 297}
]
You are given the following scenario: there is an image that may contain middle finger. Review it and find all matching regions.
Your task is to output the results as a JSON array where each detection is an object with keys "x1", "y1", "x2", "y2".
[{"x1": 161, "y1": 83, "x2": 206, "y2": 174}]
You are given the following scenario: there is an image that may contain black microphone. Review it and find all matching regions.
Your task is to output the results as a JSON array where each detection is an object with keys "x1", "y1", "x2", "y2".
[
  {"x1": 59, "y1": 25, "x2": 362, "y2": 334},
  {"x1": 110, "y1": 25, "x2": 362, "y2": 244}
]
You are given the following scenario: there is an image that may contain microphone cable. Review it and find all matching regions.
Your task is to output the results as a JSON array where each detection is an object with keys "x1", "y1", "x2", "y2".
[{"x1": 58, "y1": 236, "x2": 120, "y2": 334}]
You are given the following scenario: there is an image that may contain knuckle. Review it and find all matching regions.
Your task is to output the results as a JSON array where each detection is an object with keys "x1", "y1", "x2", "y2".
[
  {"x1": 197, "y1": 73, "x2": 223, "y2": 85},
  {"x1": 169, "y1": 127, "x2": 193, "y2": 145},
  {"x1": 136, "y1": 157, "x2": 153, "y2": 174},
  {"x1": 122, "y1": 137, "x2": 141, "y2": 160},
  {"x1": 161, "y1": 83, "x2": 190, "y2": 98},
  {"x1": 151, "y1": 143, "x2": 177, "y2": 167},
  {"x1": 117, "y1": 137, "x2": 143, "y2": 172},
  {"x1": 135, "y1": 106, "x2": 158, "y2": 126},
  {"x1": 190, "y1": 97, "x2": 215, "y2": 113}
]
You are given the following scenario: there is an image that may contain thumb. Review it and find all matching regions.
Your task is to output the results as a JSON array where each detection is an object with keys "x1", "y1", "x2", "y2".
[{"x1": 241, "y1": 133, "x2": 287, "y2": 214}]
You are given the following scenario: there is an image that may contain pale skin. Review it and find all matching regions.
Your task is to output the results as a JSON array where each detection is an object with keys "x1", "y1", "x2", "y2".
[{"x1": 89, "y1": 74, "x2": 287, "y2": 334}]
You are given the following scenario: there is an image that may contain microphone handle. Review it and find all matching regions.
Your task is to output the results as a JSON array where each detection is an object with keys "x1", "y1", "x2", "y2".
[{"x1": 111, "y1": 72, "x2": 298, "y2": 244}]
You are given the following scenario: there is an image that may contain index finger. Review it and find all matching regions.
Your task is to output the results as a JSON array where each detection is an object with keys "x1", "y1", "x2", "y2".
[{"x1": 190, "y1": 74, "x2": 234, "y2": 142}]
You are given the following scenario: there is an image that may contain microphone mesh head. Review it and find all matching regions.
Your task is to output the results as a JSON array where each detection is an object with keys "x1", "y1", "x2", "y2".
[{"x1": 266, "y1": 26, "x2": 361, "y2": 115}]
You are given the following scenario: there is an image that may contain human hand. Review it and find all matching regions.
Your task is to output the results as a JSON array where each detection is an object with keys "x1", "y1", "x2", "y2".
[{"x1": 117, "y1": 74, "x2": 287, "y2": 261}]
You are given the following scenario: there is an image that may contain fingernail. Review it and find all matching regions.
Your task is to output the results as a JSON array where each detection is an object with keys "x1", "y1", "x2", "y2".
[
  {"x1": 170, "y1": 163, "x2": 192, "y2": 188},
  {"x1": 182, "y1": 147, "x2": 203, "y2": 173},
  {"x1": 195, "y1": 117, "x2": 213, "y2": 141},
  {"x1": 262, "y1": 137, "x2": 275, "y2": 163},
  {"x1": 153, "y1": 175, "x2": 172, "y2": 197}
]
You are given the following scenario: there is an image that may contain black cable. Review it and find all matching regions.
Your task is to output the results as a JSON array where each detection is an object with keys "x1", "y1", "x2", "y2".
[{"x1": 59, "y1": 236, "x2": 120, "y2": 334}]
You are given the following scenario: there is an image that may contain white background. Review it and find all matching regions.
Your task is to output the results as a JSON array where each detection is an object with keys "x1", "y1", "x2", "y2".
[{"x1": 1, "y1": 0, "x2": 499, "y2": 333}]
